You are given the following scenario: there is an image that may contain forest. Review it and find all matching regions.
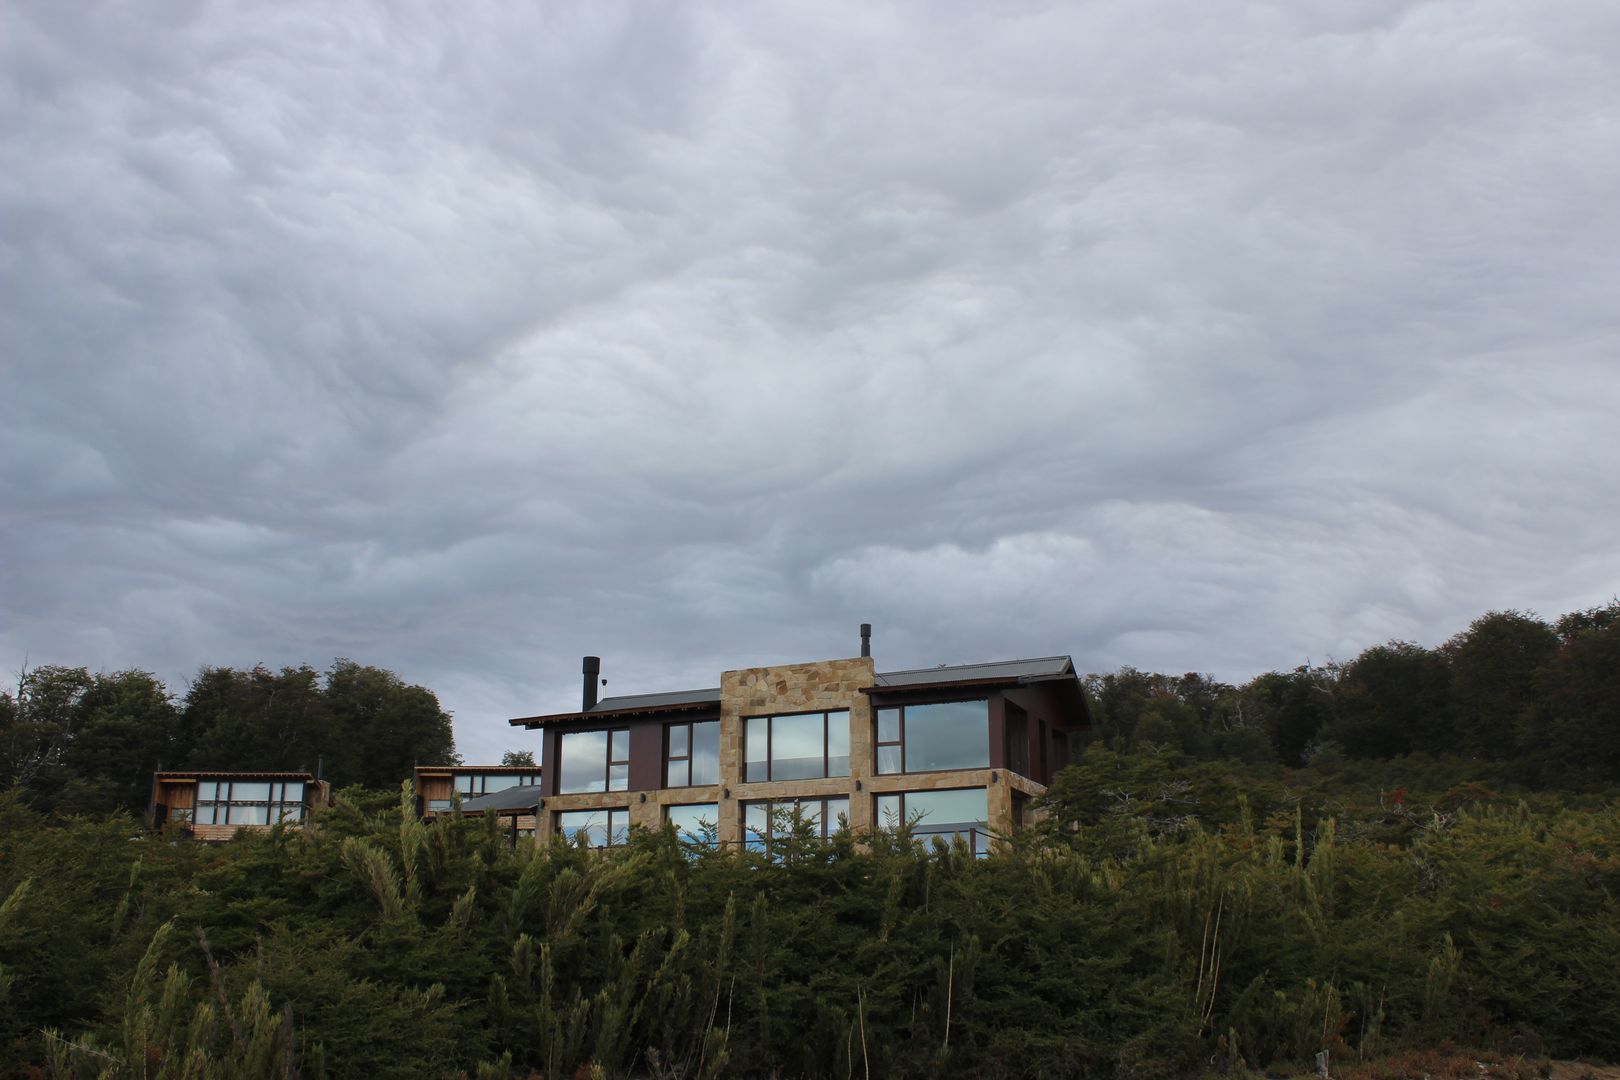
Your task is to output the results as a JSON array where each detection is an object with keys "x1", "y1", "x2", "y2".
[{"x1": 1, "y1": 602, "x2": 1617, "y2": 1078}]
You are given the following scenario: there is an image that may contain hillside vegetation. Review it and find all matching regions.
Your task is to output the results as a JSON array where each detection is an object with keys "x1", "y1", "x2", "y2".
[{"x1": 1, "y1": 601, "x2": 1617, "y2": 1078}]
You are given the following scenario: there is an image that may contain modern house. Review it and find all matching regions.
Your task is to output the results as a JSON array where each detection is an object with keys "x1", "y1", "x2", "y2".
[
  {"x1": 149, "y1": 771, "x2": 332, "y2": 841},
  {"x1": 504, "y1": 626, "x2": 1089, "y2": 851}
]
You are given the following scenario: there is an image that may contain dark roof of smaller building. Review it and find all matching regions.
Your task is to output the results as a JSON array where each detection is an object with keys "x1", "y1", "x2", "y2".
[
  {"x1": 155, "y1": 771, "x2": 321, "y2": 781},
  {"x1": 415, "y1": 764, "x2": 542, "y2": 774},
  {"x1": 459, "y1": 785, "x2": 545, "y2": 814}
]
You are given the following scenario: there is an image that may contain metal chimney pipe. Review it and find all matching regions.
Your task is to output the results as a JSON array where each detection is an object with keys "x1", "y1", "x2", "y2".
[
  {"x1": 581, "y1": 656, "x2": 601, "y2": 711},
  {"x1": 860, "y1": 623, "x2": 872, "y2": 658}
]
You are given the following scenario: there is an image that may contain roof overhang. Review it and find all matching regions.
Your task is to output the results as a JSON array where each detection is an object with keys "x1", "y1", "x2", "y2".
[{"x1": 508, "y1": 698, "x2": 719, "y2": 729}]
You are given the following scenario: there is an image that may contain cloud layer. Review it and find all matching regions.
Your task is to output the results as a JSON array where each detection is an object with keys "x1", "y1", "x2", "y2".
[{"x1": 5, "y1": 1, "x2": 1618, "y2": 761}]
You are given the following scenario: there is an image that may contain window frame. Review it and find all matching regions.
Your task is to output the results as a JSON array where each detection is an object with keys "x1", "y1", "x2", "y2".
[
  {"x1": 556, "y1": 807, "x2": 630, "y2": 848},
  {"x1": 193, "y1": 779, "x2": 307, "y2": 826},
  {"x1": 873, "y1": 698, "x2": 991, "y2": 776},
  {"x1": 743, "y1": 795, "x2": 850, "y2": 853},
  {"x1": 665, "y1": 802, "x2": 721, "y2": 847},
  {"x1": 874, "y1": 787, "x2": 991, "y2": 856},
  {"x1": 742, "y1": 709, "x2": 850, "y2": 783},
  {"x1": 455, "y1": 771, "x2": 542, "y2": 797},
  {"x1": 557, "y1": 728, "x2": 631, "y2": 794},
  {"x1": 664, "y1": 719, "x2": 720, "y2": 788}
]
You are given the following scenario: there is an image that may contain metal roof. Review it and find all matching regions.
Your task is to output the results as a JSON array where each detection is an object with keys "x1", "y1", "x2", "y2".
[
  {"x1": 155, "y1": 771, "x2": 321, "y2": 781},
  {"x1": 415, "y1": 764, "x2": 542, "y2": 773},
  {"x1": 871, "y1": 655, "x2": 1076, "y2": 688},
  {"x1": 458, "y1": 785, "x2": 544, "y2": 814},
  {"x1": 591, "y1": 687, "x2": 721, "y2": 712},
  {"x1": 509, "y1": 687, "x2": 721, "y2": 728},
  {"x1": 509, "y1": 656, "x2": 1082, "y2": 728}
]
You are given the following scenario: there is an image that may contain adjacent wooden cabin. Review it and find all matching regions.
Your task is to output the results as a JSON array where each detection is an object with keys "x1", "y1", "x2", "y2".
[
  {"x1": 149, "y1": 771, "x2": 331, "y2": 841},
  {"x1": 412, "y1": 764, "x2": 543, "y2": 835}
]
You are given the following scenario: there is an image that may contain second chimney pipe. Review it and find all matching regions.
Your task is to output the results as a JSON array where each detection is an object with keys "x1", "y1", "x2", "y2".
[
  {"x1": 582, "y1": 656, "x2": 601, "y2": 711},
  {"x1": 860, "y1": 623, "x2": 872, "y2": 658}
]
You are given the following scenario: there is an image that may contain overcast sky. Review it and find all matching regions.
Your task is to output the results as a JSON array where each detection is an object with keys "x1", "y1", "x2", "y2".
[{"x1": 4, "y1": 1, "x2": 1618, "y2": 763}]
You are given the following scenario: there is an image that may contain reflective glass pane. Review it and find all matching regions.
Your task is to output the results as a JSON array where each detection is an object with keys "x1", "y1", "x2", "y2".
[
  {"x1": 455, "y1": 774, "x2": 476, "y2": 794},
  {"x1": 744, "y1": 802, "x2": 769, "y2": 849},
  {"x1": 277, "y1": 804, "x2": 304, "y2": 823},
  {"x1": 232, "y1": 782, "x2": 271, "y2": 802},
  {"x1": 610, "y1": 729, "x2": 630, "y2": 761},
  {"x1": 608, "y1": 809, "x2": 629, "y2": 846},
  {"x1": 825, "y1": 711, "x2": 850, "y2": 777},
  {"x1": 800, "y1": 799, "x2": 823, "y2": 830},
  {"x1": 484, "y1": 774, "x2": 521, "y2": 793},
  {"x1": 558, "y1": 809, "x2": 611, "y2": 847},
  {"x1": 230, "y1": 804, "x2": 269, "y2": 825},
  {"x1": 427, "y1": 799, "x2": 451, "y2": 812},
  {"x1": 197, "y1": 781, "x2": 218, "y2": 801},
  {"x1": 745, "y1": 717, "x2": 769, "y2": 782},
  {"x1": 608, "y1": 763, "x2": 629, "y2": 791},
  {"x1": 558, "y1": 731, "x2": 609, "y2": 793},
  {"x1": 877, "y1": 709, "x2": 901, "y2": 744},
  {"x1": 690, "y1": 721, "x2": 719, "y2": 785},
  {"x1": 877, "y1": 745, "x2": 902, "y2": 774},
  {"x1": 902, "y1": 701, "x2": 989, "y2": 772},
  {"x1": 284, "y1": 782, "x2": 304, "y2": 803},
  {"x1": 875, "y1": 794, "x2": 902, "y2": 828},
  {"x1": 195, "y1": 804, "x2": 217, "y2": 824},
  {"x1": 903, "y1": 788, "x2": 988, "y2": 836},
  {"x1": 667, "y1": 724, "x2": 689, "y2": 759},
  {"x1": 667, "y1": 803, "x2": 719, "y2": 844},
  {"x1": 770, "y1": 712, "x2": 824, "y2": 781},
  {"x1": 824, "y1": 797, "x2": 849, "y2": 834}
]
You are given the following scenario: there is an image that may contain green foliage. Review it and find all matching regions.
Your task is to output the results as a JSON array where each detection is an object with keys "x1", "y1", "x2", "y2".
[{"x1": 4, "y1": 761, "x2": 1617, "y2": 1078}]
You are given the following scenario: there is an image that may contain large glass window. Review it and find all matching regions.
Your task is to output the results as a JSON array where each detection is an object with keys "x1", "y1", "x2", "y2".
[
  {"x1": 874, "y1": 700, "x2": 989, "y2": 774},
  {"x1": 558, "y1": 729, "x2": 630, "y2": 794},
  {"x1": 194, "y1": 779, "x2": 306, "y2": 826},
  {"x1": 743, "y1": 796, "x2": 849, "y2": 852},
  {"x1": 666, "y1": 803, "x2": 720, "y2": 846},
  {"x1": 743, "y1": 710, "x2": 850, "y2": 782},
  {"x1": 665, "y1": 721, "x2": 720, "y2": 787},
  {"x1": 875, "y1": 788, "x2": 990, "y2": 856},
  {"x1": 557, "y1": 807, "x2": 629, "y2": 848},
  {"x1": 458, "y1": 771, "x2": 541, "y2": 796}
]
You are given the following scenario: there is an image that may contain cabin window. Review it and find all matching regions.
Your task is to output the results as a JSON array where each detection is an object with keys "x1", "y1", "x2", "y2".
[
  {"x1": 664, "y1": 721, "x2": 720, "y2": 787},
  {"x1": 557, "y1": 729, "x2": 630, "y2": 794},
  {"x1": 557, "y1": 807, "x2": 629, "y2": 848},
  {"x1": 875, "y1": 787, "x2": 990, "y2": 856},
  {"x1": 874, "y1": 700, "x2": 989, "y2": 774},
  {"x1": 456, "y1": 771, "x2": 541, "y2": 797},
  {"x1": 743, "y1": 796, "x2": 849, "y2": 852},
  {"x1": 743, "y1": 710, "x2": 850, "y2": 782},
  {"x1": 193, "y1": 779, "x2": 306, "y2": 826},
  {"x1": 665, "y1": 802, "x2": 720, "y2": 846}
]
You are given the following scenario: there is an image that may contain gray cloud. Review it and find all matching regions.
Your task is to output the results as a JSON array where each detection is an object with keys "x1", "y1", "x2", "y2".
[{"x1": 4, "y1": 0, "x2": 1618, "y2": 762}]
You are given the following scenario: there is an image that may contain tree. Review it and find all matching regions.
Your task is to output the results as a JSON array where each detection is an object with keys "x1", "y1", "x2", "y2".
[
  {"x1": 0, "y1": 666, "x2": 180, "y2": 814},
  {"x1": 499, "y1": 749, "x2": 536, "y2": 768},
  {"x1": 1237, "y1": 666, "x2": 1335, "y2": 766},
  {"x1": 1442, "y1": 610, "x2": 1558, "y2": 761},
  {"x1": 323, "y1": 659, "x2": 456, "y2": 788},
  {"x1": 1537, "y1": 613, "x2": 1620, "y2": 784},
  {"x1": 183, "y1": 664, "x2": 330, "y2": 776},
  {"x1": 1326, "y1": 642, "x2": 1452, "y2": 759}
]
